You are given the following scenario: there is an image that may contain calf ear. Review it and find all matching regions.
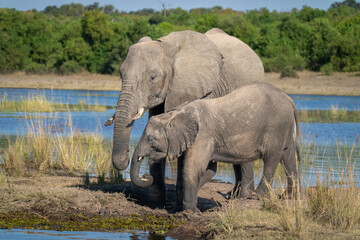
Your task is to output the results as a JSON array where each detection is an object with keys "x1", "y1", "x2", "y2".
[{"x1": 166, "y1": 107, "x2": 199, "y2": 160}]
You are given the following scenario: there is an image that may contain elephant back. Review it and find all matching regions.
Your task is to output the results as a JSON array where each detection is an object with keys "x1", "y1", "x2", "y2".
[{"x1": 205, "y1": 28, "x2": 264, "y2": 89}]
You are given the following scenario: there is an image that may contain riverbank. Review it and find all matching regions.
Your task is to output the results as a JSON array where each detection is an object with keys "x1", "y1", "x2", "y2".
[
  {"x1": 1, "y1": 175, "x2": 359, "y2": 239},
  {"x1": 0, "y1": 71, "x2": 359, "y2": 95}
]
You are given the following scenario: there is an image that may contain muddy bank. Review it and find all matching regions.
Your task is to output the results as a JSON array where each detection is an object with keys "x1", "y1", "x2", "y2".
[
  {"x1": 1, "y1": 71, "x2": 359, "y2": 95},
  {"x1": 0, "y1": 175, "x2": 244, "y2": 239},
  {"x1": 1, "y1": 175, "x2": 359, "y2": 239}
]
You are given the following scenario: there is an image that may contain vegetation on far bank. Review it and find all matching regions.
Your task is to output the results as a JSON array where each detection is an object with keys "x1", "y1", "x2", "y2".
[
  {"x1": 0, "y1": 95, "x2": 111, "y2": 113},
  {"x1": 0, "y1": 0, "x2": 359, "y2": 77},
  {"x1": 299, "y1": 107, "x2": 360, "y2": 123}
]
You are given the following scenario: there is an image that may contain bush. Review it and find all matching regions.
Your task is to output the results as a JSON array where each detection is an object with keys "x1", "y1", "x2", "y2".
[
  {"x1": 280, "y1": 66, "x2": 299, "y2": 78},
  {"x1": 58, "y1": 60, "x2": 83, "y2": 75},
  {"x1": 320, "y1": 63, "x2": 334, "y2": 75},
  {"x1": 24, "y1": 62, "x2": 48, "y2": 74}
]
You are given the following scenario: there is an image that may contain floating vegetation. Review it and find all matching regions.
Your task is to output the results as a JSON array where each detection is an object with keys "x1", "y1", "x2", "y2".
[
  {"x1": 299, "y1": 108, "x2": 360, "y2": 123},
  {"x1": 0, "y1": 95, "x2": 112, "y2": 113},
  {"x1": 0, "y1": 212, "x2": 185, "y2": 234}
]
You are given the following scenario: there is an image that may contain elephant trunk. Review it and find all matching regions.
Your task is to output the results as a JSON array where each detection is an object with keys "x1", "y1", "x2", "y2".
[
  {"x1": 112, "y1": 87, "x2": 141, "y2": 171},
  {"x1": 130, "y1": 150, "x2": 154, "y2": 188}
]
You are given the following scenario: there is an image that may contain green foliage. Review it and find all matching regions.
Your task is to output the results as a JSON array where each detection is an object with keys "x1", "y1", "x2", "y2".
[{"x1": 0, "y1": 1, "x2": 359, "y2": 74}]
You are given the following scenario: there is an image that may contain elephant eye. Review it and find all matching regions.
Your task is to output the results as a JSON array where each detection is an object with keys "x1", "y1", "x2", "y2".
[{"x1": 149, "y1": 73, "x2": 157, "y2": 82}]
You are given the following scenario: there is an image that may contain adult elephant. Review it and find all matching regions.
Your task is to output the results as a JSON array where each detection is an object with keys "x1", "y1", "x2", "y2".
[{"x1": 108, "y1": 28, "x2": 264, "y2": 207}]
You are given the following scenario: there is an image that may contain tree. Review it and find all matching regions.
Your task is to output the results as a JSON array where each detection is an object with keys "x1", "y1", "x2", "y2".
[{"x1": 330, "y1": 0, "x2": 360, "y2": 9}]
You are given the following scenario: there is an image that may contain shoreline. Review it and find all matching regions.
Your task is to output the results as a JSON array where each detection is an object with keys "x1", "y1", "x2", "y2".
[{"x1": 0, "y1": 71, "x2": 359, "y2": 96}]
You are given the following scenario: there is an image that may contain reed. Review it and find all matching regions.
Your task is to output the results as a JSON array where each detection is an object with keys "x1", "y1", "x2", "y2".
[
  {"x1": 306, "y1": 142, "x2": 360, "y2": 230},
  {"x1": 262, "y1": 179, "x2": 303, "y2": 237},
  {"x1": 2, "y1": 137, "x2": 29, "y2": 177},
  {"x1": 299, "y1": 106, "x2": 360, "y2": 123},
  {"x1": 211, "y1": 139, "x2": 359, "y2": 239},
  {"x1": 0, "y1": 95, "x2": 53, "y2": 112},
  {"x1": 0, "y1": 95, "x2": 108, "y2": 113},
  {"x1": 1, "y1": 116, "x2": 121, "y2": 182}
]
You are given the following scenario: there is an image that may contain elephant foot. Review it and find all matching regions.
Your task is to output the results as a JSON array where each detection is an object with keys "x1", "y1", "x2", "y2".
[
  {"x1": 148, "y1": 186, "x2": 166, "y2": 209},
  {"x1": 182, "y1": 206, "x2": 201, "y2": 213},
  {"x1": 226, "y1": 186, "x2": 252, "y2": 200}
]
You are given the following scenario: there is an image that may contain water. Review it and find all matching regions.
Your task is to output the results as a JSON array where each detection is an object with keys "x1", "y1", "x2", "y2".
[
  {"x1": 0, "y1": 229, "x2": 173, "y2": 240},
  {"x1": 291, "y1": 94, "x2": 360, "y2": 110},
  {"x1": 0, "y1": 88, "x2": 359, "y2": 184},
  {"x1": 1, "y1": 88, "x2": 359, "y2": 238}
]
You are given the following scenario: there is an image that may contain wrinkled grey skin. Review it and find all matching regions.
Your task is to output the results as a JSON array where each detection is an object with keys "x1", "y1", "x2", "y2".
[
  {"x1": 131, "y1": 83, "x2": 300, "y2": 212},
  {"x1": 109, "y1": 28, "x2": 264, "y2": 208}
]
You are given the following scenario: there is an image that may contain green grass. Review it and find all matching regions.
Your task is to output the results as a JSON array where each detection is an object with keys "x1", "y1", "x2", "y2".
[
  {"x1": 0, "y1": 212, "x2": 184, "y2": 234},
  {"x1": 0, "y1": 95, "x2": 111, "y2": 113},
  {"x1": 299, "y1": 106, "x2": 360, "y2": 123}
]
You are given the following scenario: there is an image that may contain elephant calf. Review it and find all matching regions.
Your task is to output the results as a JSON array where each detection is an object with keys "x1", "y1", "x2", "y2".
[{"x1": 131, "y1": 82, "x2": 300, "y2": 212}]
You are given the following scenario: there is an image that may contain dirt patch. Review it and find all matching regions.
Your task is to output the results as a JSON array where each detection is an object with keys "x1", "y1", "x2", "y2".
[
  {"x1": 0, "y1": 72, "x2": 121, "y2": 91},
  {"x1": 1, "y1": 71, "x2": 359, "y2": 95},
  {"x1": 0, "y1": 175, "x2": 260, "y2": 238},
  {"x1": 265, "y1": 71, "x2": 360, "y2": 96}
]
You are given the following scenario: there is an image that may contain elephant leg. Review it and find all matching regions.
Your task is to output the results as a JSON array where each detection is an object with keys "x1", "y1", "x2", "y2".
[
  {"x1": 148, "y1": 103, "x2": 166, "y2": 208},
  {"x1": 198, "y1": 161, "x2": 217, "y2": 190},
  {"x1": 149, "y1": 159, "x2": 166, "y2": 208},
  {"x1": 176, "y1": 158, "x2": 216, "y2": 211},
  {"x1": 226, "y1": 162, "x2": 254, "y2": 199},
  {"x1": 255, "y1": 153, "x2": 281, "y2": 197},
  {"x1": 176, "y1": 154, "x2": 185, "y2": 211},
  {"x1": 181, "y1": 150, "x2": 212, "y2": 212},
  {"x1": 281, "y1": 143, "x2": 300, "y2": 198}
]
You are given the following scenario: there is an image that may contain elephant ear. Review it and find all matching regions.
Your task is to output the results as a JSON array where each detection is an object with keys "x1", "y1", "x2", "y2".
[
  {"x1": 138, "y1": 36, "x2": 152, "y2": 42},
  {"x1": 165, "y1": 106, "x2": 199, "y2": 161},
  {"x1": 158, "y1": 31, "x2": 224, "y2": 111}
]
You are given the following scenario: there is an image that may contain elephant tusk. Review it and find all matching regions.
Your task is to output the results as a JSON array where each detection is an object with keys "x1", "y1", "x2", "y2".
[
  {"x1": 137, "y1": 157, "x2": 143, "y2": 162},
  {"x1": 133, "y1": 108, "x2": 145, "y2": 120}
]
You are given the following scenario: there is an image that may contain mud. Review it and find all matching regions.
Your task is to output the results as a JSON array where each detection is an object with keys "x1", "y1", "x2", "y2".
[{"x1": 0, "y1": 175, "x2": 262, "y2": 239}]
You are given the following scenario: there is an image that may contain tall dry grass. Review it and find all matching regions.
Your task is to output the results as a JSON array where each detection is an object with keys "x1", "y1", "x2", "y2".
[
  {"x1": 1, "y1": 116, "x2": 120, "y2": 183},
  {"x1": 211, "y1": 139, "x2": 359, "y2": 239},
  {"x1": 0, "y1": 94, "x2": 108, "y2": 113},
  {"x1": 307, "y1": 141, "x2": 360, "y2": 230}
]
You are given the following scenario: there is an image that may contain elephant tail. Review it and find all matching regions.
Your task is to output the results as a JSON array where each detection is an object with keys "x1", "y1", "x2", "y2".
[{"x1": 293, "y1": 100, "x2": 301, "y2": 162}]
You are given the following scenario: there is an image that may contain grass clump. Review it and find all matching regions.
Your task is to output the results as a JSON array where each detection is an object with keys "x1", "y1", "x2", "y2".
[
  {"x1": 299, "y1": 107, "x2": 360, "y2": 123},
  {"x1": 1, "y1": 117, "x2": 122, "y2": 183},
  {"x1": 262, "y1": 182, "x2": 303, "y2": 238},
  {"x1": 0, "y1": 95, "x2": 108, "y2": 113},
  {"x1": 0, "y1": 95, "x2": 54, "y2": 113},
  {"x1": 307, "y1": 166, "x2": 360, "y2": 230}
]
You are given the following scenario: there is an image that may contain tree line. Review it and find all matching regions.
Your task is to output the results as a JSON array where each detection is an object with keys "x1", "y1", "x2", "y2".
[{"x1": 0, "y1": 0, "x2": 359, "y2": 76}]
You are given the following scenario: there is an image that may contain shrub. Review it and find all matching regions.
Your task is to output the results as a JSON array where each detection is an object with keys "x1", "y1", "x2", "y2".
[
  {"x1": 59, "y1": 60, "x2": 83, "y2": 75},
  {"x1": 24, "y1": 62, "x2": 48, "y2": 74},
  {"x1": 280, "y1": 66, "x2": 299, "y2": 78},
  {"x1": 320, "y1": 63, "x2": 334, "y2": 75}
]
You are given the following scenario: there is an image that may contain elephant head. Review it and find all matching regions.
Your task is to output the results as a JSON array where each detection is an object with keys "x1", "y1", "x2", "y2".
[
  {"x1": 112, "y1": 30, "x2": 223, "y2": 171},
  {"x1": 130, "y1": 106, "x2": 199, "y2": 188}
]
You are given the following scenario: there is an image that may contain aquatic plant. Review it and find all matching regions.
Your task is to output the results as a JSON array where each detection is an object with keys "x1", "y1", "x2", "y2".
[
  {"x1": 1, "y1": 116, "x2": 121, "y2": 182},
  {"x1": 0, "y1": 212, "x2": 185, "y2": 234},
  {"x1": 299, "y1": 106, "x2": 360, "y2": 123},
  {"x1": 0, "y1": 95, "x2": 108, "y2": 113}
]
